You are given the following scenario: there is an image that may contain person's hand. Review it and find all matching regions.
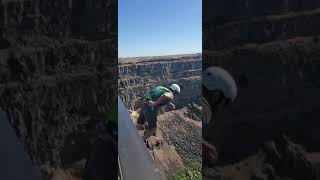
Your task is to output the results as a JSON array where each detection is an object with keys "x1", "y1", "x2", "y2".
[
  {"x1": 169, "y1": 102, "x2": 176, "y2": 110},
  {"x1": 147, "y1": 100, "x2": 156, "y2": 107},
  {"x1": 203, "y1": 140, "x2": 218, "y2": 166}
]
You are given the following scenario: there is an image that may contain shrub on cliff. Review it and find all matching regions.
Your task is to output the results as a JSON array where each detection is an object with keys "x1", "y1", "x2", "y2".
[{"x1": 173, "y1": 159, "x2": 202, "y2": 180}]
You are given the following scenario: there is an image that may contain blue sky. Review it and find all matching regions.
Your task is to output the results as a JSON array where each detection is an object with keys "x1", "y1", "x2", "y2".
[{"x1": 118, "y1": 0, "x2": 202, "y2": 57}]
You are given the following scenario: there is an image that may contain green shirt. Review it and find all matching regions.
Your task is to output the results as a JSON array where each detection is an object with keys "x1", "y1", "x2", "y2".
[{"x1": 144, "y1": 86, "x2": 172, "y2": 101}]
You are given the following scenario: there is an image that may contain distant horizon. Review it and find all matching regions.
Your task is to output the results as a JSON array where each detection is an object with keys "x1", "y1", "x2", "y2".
[
  {"x1": 119, "y1": 0, "x2": 202, "y2": 58},
  {"x1": 118, "y1": 52, "x2": 202, "y2": 59}
]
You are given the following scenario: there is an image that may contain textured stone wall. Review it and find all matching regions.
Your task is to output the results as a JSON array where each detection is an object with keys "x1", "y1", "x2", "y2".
[
  {"x1": 204, "y1": 1, "x2": 320, "y2": 179},
  {"x1": 205, "y1": 9, "x2": 320, "y2": 50},
  {"x1": 0, "y1": 0, "x2": 117, "y2": 178},
  {"x1": 0, "y1": 0, "x2": 117, "y2": 39},
  {"x1": 118, "y1": 54, "x2": 202, "y2": 110},
  {"x1": 204, "y1": 0, "x2": 320, "y2": 25}
]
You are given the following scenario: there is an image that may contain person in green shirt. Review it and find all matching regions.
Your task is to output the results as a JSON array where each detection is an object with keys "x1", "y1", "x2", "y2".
[{"x1": 137, "y1": 84, "x2": 181, "y2": 141}]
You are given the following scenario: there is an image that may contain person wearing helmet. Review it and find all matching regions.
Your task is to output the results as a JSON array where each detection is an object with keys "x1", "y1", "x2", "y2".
[
  {"x1": 202, "y1": 66, "x2": 237, "y2": 126},
  {"x1": 202, "y1": 66, "x2": 237, "y2": 166},
  {"x1": 137, "y1": 84, "x2": 181, "y2": 141}
]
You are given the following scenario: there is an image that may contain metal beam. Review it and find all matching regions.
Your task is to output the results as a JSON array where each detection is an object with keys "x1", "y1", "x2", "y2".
[
  {"x1": 118, "y1": 97, "x2": 163, "y2": 180},
  {"x1": 0, "y1": 111, "x2": 42, "y2": 180}
]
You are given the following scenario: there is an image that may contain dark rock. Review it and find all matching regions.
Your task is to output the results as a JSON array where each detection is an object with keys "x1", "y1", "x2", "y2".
[
  {"x1": 203, "y1": 1, "x2": 320, "y2": 180},
  {"x1": 0, "y1": 0, "x2": 117, "y2": 179}
]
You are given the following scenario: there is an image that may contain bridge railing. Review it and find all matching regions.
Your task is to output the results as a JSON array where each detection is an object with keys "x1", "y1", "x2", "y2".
[{"x1": 118, "y1": 96, "x2": 163, "y2": 180}]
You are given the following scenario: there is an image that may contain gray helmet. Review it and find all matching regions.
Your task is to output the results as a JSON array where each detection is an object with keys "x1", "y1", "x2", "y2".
[
  {"x1": 169, "y1": 84, "x2": 181, "y2": 94},
  {"x1": 203, "y1": 67, "x2": 237, "y2": 101}
]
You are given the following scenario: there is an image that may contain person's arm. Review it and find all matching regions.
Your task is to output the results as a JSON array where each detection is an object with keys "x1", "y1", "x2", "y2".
[{"x1": 148, "y1": 93, "x2": 172, "y2": 107}]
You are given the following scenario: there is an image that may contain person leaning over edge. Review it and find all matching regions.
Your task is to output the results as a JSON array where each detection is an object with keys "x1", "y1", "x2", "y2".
[
  {"x1": 136, "y1": 84, "x2": 181, "y2": 141},
  {"x1": 202, "y1": 66, "x2": 237, "y2": 166}
]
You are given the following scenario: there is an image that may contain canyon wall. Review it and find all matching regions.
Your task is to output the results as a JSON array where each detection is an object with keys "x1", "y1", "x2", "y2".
[
  {"x1": 0, "y1": 0, "x2": 116, "y2": 39},
  {"x1": 0, "y1": 0, "x2": 117, "y2": 179},
  {"x1": 118, "y1": 54, "x2": 202, "y2": 110},
  {"x1": 122, "y1": 55, "x2": 203, "y2": 179},
  {"x1": 204, "y1": 1, "x2": 320, "y2": 179}
]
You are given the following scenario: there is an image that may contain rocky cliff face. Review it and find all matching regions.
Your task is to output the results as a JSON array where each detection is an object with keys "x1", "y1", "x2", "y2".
[
  {"x1": 0, "y1": 0, "x2": 117, "y2": 179},
  {"x1": 0, "y1": 0, "x2": 116, "y2": 39},
  {"x1": 118, "y1": 54, "x2": 202, "y2": 110},
  {"x1": 130, "y1": 106, "x2": 202, "y2": 180},
  {"x1": 204, "y1": 1, "x2": 320, "y2": 180}
]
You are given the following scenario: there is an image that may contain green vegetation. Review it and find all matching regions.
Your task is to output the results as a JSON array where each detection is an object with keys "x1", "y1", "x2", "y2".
[
  {"x1": 173, "y1": 159, "x2": 202, "y2": 180},
  {"x1": 106, "y1": 104, "x2": 117, "y2": 125}
]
